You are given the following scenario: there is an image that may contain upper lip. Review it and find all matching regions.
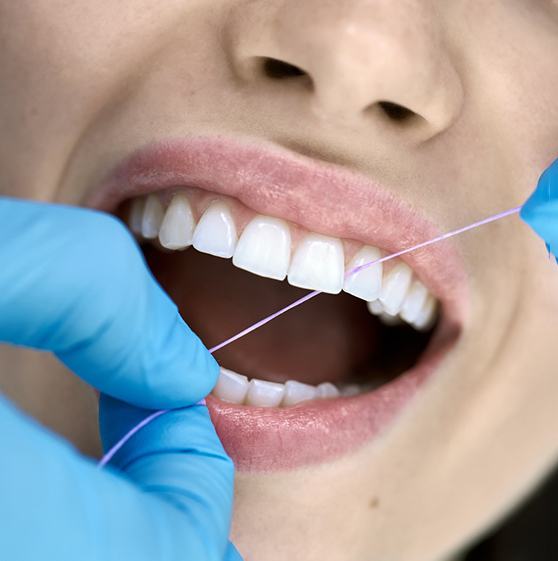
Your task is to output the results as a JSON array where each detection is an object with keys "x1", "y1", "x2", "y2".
[{"x1": 87, "y1": 134, "x2": 468, "y2": 327}]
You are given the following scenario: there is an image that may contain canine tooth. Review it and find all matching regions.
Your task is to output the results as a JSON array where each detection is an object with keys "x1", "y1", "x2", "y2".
[
  {"x1": 316, "y1": 382, "x2": 340, "y2": 399},
  {"x1": 288, "y1": 234, "x2": 344, "y2": 294},
  {"x1": 367, "y1": 299, "x2": 384, "y2": 315},
  {"x1": 129, "y1": 198, "x2": 145, "y2": 234},
  {"x1": 233, "y1": 216, "x2": 291, "y2": 280},
  {"x1": 245, "y1": 379, "x2": 285, "y2": 407},
  {"x1": 212, "y1": 368, "x2": 249, "y2": 404},
  {"x1": 343, "y1": 246, "x2": 382, "y2": 301},
  {"x1": 158, "y1": 194, "x2": 195, "y2": 250},
  {"x1": 412, "y1": 295, "x2": 437, "y2": 331},
  {"x1": 400, "y1": 280, "x2": 429, "y2": 324},
  {"x1": 380, "y1": 263, "x2": 413, "y2": 315},
  {"x1": 141, "y1": 195, "x2": 164, "y2": 239},
  {"x1": 282, "y1": 380, "x2": 318, "y2": 406},
  {"x1": 193, "y1": 201, "x2": 237, "y2": 258}
]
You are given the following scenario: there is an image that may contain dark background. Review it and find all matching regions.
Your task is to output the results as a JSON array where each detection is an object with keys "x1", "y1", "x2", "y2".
[{"x1": 466, "y1": 464, "x2": 558, "y2": 561}]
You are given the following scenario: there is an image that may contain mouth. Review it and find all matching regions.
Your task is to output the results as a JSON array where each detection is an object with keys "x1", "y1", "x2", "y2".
[{"x1": 88, "y1": 135, "x2": 467, "y2": 472}]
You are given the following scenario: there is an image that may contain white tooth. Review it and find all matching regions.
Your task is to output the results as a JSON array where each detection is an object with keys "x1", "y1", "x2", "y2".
[
  {"x1": 212, "y1": 368, "x2": 249, "y2": 404},
  {"x1": 129, "y1": 198, "x2": 145, "y2": 234},
  {"x1": 400, "y1": 280, "x2": 429, "y2": 324},
  {"x1": 245, "y1": 379, "x2": 285, "y2": 407},
  {"x1": 379, "y1": 311, "x2": 402, "y2": 326},
  {"x1": 343, "y1": 246, "x2": 382, "y2": 301},
  {"x1": 192, "y1": 201, "x2": 237, "y2": 258},
  {"x1": 379, "y1": 263, "x2": 413, "y2": 315},
  {"x1": 412, "y1": 295, "x2": 437, "y2": 331},
  {"x1": 233, "y1": 216, "x2": 291, "y2": 280},
  {"x1": 158, "y1": 194, "x2": 195, "y2": 250},
  {"x1": 141, "y1": 195, "x2": 164, "y2": 239},
  {"x1": 281, "y1": 380, "x2": 318, "y2": 406},
  {"x1": 316, "y1": 382, "x2": 340, "y2": 399},
  {"x1": 288, "y1": 234, "x2": 344, "y2": 294},
  {"x1": 340, "y1": 384, "x2": 361, "y2": 397},
  {"x1": 367, "y1": 299, "x2": 384, "y2": 315}
]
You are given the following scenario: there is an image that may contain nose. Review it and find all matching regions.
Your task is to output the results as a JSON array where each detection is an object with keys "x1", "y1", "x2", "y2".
[{"x1": 227, "y1": 0, "x2": 463, "y2": 140}]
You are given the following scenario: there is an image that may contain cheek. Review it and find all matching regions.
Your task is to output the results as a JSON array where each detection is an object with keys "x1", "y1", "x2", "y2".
[
  {"x1": 455, "y1": 2, "x2": 558, "y2": 187},
  {"x1": 0, "y1": 0, "x2": 188, "y2": 200}
]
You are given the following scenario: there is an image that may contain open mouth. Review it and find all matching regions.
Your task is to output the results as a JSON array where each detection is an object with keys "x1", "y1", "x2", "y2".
[
  {"x1": 129, "y1": 190, "x2": 438, "y2": 399},
  {"x1": 89, "y1": 136, "x2": 467, "y2": 472}
]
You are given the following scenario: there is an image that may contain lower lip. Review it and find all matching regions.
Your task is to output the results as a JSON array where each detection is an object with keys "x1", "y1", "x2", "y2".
[{"x1": 206, "y1": 327, "x2": 456, "y2": 472}]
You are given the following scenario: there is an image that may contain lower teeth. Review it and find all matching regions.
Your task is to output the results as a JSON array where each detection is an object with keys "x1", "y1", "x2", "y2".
[{"x1": 212, "y1": 367, "x2": 367, "y2": 408}]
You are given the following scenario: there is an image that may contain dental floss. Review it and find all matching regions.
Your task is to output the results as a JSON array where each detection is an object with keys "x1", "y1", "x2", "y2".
[
  {"x1": 209, "y1": 205, "x2": 521, "y2": 353},
  {"x1": 98, "y1": 205, "x2": 521, "y2": 468},
  {"x1": 97, "y1": 409, "x2": 169, "y2": 468}
]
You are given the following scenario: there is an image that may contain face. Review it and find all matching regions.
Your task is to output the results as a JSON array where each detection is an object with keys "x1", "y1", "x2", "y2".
[{"x1": 2, "y1": 1, "x2": 558, "y2": 559}]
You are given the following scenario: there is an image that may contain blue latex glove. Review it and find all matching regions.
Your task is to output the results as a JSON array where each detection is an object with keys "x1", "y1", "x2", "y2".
[
  {"x1": 521, "y1": 158, "x2": 558, "y2": 261},
  {"x1": 0, "y1": 198, "x2": 241, "y2": 561}
]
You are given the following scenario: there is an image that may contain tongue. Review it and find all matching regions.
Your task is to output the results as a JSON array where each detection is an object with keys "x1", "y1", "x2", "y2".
[{"x1": 143, "y1": 246, "x2": 383, "y2": 386}]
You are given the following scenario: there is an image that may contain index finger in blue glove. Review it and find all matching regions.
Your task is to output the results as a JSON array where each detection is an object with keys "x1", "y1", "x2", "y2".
[
  {"x1": 0, "y1": 197, "x2": 218, "y2": 409},
  {"x1": 520, "y1": 158, "x2": 558, "y2": 260}
]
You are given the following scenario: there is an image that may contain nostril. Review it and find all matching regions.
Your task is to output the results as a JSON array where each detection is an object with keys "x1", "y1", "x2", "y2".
[
  {"x1": 378, "y1": 101, "x2": 416, "y2": 123},
  {"x1": 261, "y1": 57, "x2": 307, "y2": 80}
]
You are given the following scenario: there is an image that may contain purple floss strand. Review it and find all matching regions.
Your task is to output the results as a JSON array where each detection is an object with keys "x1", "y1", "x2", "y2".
[
  {"x1": 98, "y1": 205, "x2": 521, "y2": 468},
  {"x1": 97, "y1": 398, "x2": 207, "y2": 469},
  {"x1": 97, "y1": 409, "x2": 169, "y2": 468},
  {"x1": 210, "y1": 205, "x2": 522, "y2": 352},
  {"x1": 207, "y1": 290, "x2": 321, "y2": 354}
]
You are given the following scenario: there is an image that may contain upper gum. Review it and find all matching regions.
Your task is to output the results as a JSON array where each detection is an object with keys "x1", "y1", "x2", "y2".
[{"x1": 152, "y1": 187, "x2": 423, "y2": 280}]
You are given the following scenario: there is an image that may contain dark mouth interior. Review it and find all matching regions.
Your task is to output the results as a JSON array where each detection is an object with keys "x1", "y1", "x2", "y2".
[{"x1": 141, "y1": 243, "x2": 435, "y2": 390}]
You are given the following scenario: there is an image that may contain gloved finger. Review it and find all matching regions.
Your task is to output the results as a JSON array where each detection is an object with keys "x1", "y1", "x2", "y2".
[
  {"x1": 521, "y1": 199, "x2": 558, "y2": 257},
  {"x1": 1, "y1": 393, "x2": 234, "y2": 561},
  {"x1": 99, "y1": 394, "x2": 235, "y2": 559},
  {"x1": 520, "y1": 158, "x2": 558, "y2": 259},
  {"x1": 0, "y1": 197, "x2": 218, "y2": 409}
]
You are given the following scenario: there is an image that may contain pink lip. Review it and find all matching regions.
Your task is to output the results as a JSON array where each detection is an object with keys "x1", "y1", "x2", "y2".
[{"x1": 88, "y1": 135, "x2": 468, "y2": 472}]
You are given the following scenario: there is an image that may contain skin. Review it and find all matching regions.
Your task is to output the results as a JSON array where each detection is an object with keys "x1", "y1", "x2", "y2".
[{"x1": 1, "y1": 1, "x2": 558, "y2": 559}]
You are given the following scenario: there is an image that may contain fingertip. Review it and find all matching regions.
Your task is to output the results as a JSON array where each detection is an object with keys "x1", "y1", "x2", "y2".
[
  {"x1": 521, "y1": 162, "x2": 556, "y2": 225},
  {"x1": 168, "y1": 313, "x2": 220, "y2": 403},
  {"x1": 136, "y1": 307, "x2": 220, "y2": 410}
]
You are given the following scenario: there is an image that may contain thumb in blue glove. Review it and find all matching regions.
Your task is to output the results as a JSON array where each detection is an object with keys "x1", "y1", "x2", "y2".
[{"x1": 520, "y1": 158, "x2": 558, "y2": 262}]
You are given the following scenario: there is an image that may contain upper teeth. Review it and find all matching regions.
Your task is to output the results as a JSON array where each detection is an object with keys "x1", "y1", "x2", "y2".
[
  {"x1": 158, "y1": 193, "x2": 195, "y2": 249},
  {"x1": 192, "y1": 200, "x2": 238, "y2": 258},
  {"x1": 213, "y1": 367, "x2": 345, "y2": 407},
  {"x1": 287, "y1": 233, "x2": 345, "y2": 293},
  {"x1": 233, "y1": 215, "x2": 291, "y2": 280},
  {"x1": 130, "y1": 192, "x2": 438, "y2": 331}
]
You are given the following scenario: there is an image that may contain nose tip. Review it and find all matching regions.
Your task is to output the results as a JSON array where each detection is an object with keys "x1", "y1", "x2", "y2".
[{"x1": 227, "y1": 0, "x2": 463, "y2": 141}]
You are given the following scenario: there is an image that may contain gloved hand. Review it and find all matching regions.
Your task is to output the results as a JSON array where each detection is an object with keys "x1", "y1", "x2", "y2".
[
  {"x1": 0, "y1": 198, "x2": 241, "y2": 561},
  {"x1": 521, "y1": 158, "x2": 558, "y2": 261}
]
